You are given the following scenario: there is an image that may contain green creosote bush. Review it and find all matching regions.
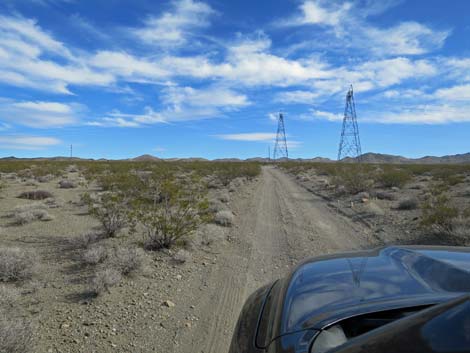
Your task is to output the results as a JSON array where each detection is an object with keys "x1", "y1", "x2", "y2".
[
  {"x1": 129, "y1": 178, "x2": 210, "y2": 250},
  {"x1": 420, "y1": 184, "x2": 459, "y2": 234},
  {"x1": 377, "y1": 167, "x2": 412, "y2": 188},
  {"x1": 83, "y1": 192, "x2": 129, "y2": 238}
]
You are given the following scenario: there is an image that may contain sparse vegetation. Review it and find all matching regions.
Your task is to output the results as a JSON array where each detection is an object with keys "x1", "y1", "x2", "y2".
[
  {"x1": 90, "y1": 268, "x2": 122, "y2": 296},
  {"x1": 130, "y1": 179, "x2": 209, "y2": 250},
  {"x1": 0, "y1": 317, "x2": 34, "y2": 353},
  {"x1": 421, "y1": 185, "x2": 459, "y2": 234},
  {"x1": 0, "y1": 248, "x2": 35, "y2": 282},
  {"x1": 214, "y1": 210, "x2": 234, "y2": 227},
  {"x1": 18, "y1": 190, "x2": 53, "y2": 200},
  {"x1": 9, "y1": 204, "x2": 53, "y2": 225},
  {"x1": 82, "y1": 245, "x2": 108, "y2": 266},
  {"x1": 332, "y1": 166, "x2": 372, "y2": 194},
  {"x1": 397, "y1": 198, "x2": 419, "y2": 210},
  {"x1": 110, "y1": 246, "x2": 143, "y2": 276},
  {"x1": 58, "y1": 179, "x2": 76, "y2": 189},
  {"x1": 84, "y1": 192, "x2": 129, "y2": 238},
  {"x1": 377, "y1": 167, "x2": 412, "y2": 188}
]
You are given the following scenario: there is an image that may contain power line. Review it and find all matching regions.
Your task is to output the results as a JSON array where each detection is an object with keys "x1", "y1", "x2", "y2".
[
  {"x1": 338, "y1": 85, "x2": 362, "y2": 161},
  {"x1": 273, "y1": 112, "x2": 289, "y2": 160}
]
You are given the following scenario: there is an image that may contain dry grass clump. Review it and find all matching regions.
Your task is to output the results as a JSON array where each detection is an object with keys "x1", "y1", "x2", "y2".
[
  {"x1": 9, "y1": 204, "x2": 53, "y2": 225},
  {"x1": 69, "y1": 232, "x2": 101, "y2": 250},
  {"x1": 110, "y1": 247, "x2": 143, "y2": 276},
  {"x1": 18, "y1": 190, "x2": 53, "y2": 200},
  {"x1": 0, "y1": 317, "x2": 34, "y2": 353},
  {"x1": 397, "y1": 198, "x2": 419, "y2": 210},
  {"x1": 214, "y1": 210, "x2": 234, "y2": 227},
  {"x1": 90, "y1": 268, "x2": 121, "y2": 296},
  {"x1": 0, "y1": 248, "x2": 35, "y2": 282},
  {"x1": 173, "y1": 249, "x2": 192, "y2": 264},
  {"x1": 0, "y1": 285, "x2": 20, "y2": 308},
  {"x1": 82, "y1": 245, "x2": 108, "y2": 266},
  {"x1": 58, "y1": 180, "x2": 76, "y2": 189}
]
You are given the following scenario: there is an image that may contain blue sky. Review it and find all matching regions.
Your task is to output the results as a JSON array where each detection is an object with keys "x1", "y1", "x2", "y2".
[{"x1": 0, "y1": 0, "x2": 469, "y2": 159}]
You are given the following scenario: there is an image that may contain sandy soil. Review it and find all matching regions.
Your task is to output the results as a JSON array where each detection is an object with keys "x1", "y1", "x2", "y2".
[
  {"x1": 176, "y1": 166, "x2": 374, "y2": 353},
  {"x1": 1, "y1": 166, "x2": 378, "y2": 353}
]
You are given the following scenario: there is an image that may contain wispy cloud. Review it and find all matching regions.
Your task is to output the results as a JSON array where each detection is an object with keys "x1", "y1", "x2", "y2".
[
  {"x1": 215, "y1": 132, "x2": 276, "y2": 142},
  {"x1": 131, "y1": 0, "x2": 214, "y2": 47},
  {"x1": 0, "y1": 135, "x2": 61, "y2": 150},
  {"x1": 0, "y1": 99, "x2": 82, "y2": 127},
  {"x1": 284, "y1": 0, "x2": 450, "y2": 57}
]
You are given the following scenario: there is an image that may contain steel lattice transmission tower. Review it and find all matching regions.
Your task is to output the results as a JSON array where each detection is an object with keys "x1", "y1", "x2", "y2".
[
  {"x1": 338, "y1": 85, "x2": 362, "y2": 161},
  {"x1": 273, "y1": 112, "x2": 288, "y2": 160}
]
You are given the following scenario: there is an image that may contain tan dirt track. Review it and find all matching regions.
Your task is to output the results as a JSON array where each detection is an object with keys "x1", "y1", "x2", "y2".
[{"x1": 177, "y1": 166, "x2": 374, "y2": 353}]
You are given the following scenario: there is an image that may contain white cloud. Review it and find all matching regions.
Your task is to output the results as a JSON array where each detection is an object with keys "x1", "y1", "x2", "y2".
[
  {"x1": 275, "y1": 90, "x2": 319, "y2": 104},
  {"x1": 286, "y1": 1, "x2": 449, "y2": 57},
  {"x1": 0, "y1": 15, "x2": 115, "y2": 94},
  {"x1": 310, "y1": 110, "x2": 343, "y2": 122},
  {"x1": 366, "y1": 22, "x2": 450, "y2": 56},
  {"x1": 132, "y1": 0, "x2": 214, "y2": 47},
  {"x1": 215, "y1": 133, "x2": 276, "y2": 142},
  {"x1": 435, "y1": 85, "x2": 470, "y2": 101},
  {"x1": 161, "y1": 85, "x2": 249, "y2": 108},
  {"x1": 0, "y1": 135, "x2": 61, "y2": 150},
  {"x1": 89, "y1": 51, "x2": 169, "y2": 83},
  {"x1": 295, "y1": 1, "x2": 352, "y2": 27},
  {"x1": 0, "y1": 99, "x2": 81, "y2": 127},
  {"x1": 374, "y1": 105, "x2": 470, "y2": 124}
]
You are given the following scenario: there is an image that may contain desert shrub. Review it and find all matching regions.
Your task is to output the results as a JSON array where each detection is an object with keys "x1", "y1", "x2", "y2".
[
  {"x1": 397, "y1": 198, "x2": 419, "y2": 210},
  {"x1": 0, "y1": 316, "x2": 34, "y2": 353},
  {"x1": 450, "y1": 217, "x2": 470, "y2": 239},
  {"x1": 82, "y1": 245, "x2": 108, "y2": 266},
  {"x1": 214, "y1": 210, "x2": 234, "y2": 227},
  {"x1": 332, "y1": 167, "x2": 371, "y2": 194},
  {"x1": 90, "y1": 268, "x2": 121, "y2": 296},
  {"x1": 421, "y1": 187, "x2": 459, "y2": 234},
  {"x1": 173, "y1": 249, "x2": 192, "y2": 264},
  {"x1": 36, "y1": 175, "x2": 53, "y2": 183},
  {"x1": 110, "y1": 247, "x2": 143, "y2": 276},
  {"x1": 0, "y1": 248, "x2": 35, "y2": 282},
  {"x1": 130, "y1": 179, "x2": 209, "y2": 250},
  {"x1": 0, "y1": 286, "x2": 20, "y2": 308},
  {"x1": 10, "y1": 204, "x2": 53, "y2": 225},
  {"x1": 58, "y1": 180, "x2": 76, "y2": 189},
  {"x1": 18, "y1": 190, "x2": 52, "y2": 200},
  {"x1": 69, "y1": 232, "x2": 101, "y2": 250},
  {"x1": 377, "y1": 168, "x2": 412, "y2": 188},
  {"x1": 83, "y1": 192, "x2": 128, "y2": 238},
  {"x1": 374, "y1": 191, "x2": 396, "y2": 201},
  {"x1": 217, "y1": 192, "x2": 230, "y2": 203}
]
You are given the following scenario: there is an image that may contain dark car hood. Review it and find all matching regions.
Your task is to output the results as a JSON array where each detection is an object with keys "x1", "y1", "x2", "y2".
[{"x1": 281, "y1": 246, "x2": 470, "y2": 335}]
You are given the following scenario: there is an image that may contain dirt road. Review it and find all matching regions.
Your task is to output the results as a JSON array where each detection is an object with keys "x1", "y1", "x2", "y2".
[{"x1": 178, "y1": 166, "x2": 373, "y2": 353}]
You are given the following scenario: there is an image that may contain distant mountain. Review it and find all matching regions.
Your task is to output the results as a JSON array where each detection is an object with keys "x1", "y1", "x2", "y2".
[
  {"x1": 130, "y1": 154, "x2": 162, "y2": 162},
  {"x1": 1, "y1": 152, "x2": 469, "y2": 164},
  {"x1": 343, "y1": 152, "x2": 470, "y2": 164}
]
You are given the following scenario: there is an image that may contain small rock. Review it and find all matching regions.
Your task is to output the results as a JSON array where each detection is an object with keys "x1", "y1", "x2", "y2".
[{"x1": 162, "y1": 300, "x2": 175, "y2": 308}]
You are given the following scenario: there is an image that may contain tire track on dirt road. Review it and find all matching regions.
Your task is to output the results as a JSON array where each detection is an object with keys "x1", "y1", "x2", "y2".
[{"x1": 178, "y1": 166, "x2": 373, "y2": 353}]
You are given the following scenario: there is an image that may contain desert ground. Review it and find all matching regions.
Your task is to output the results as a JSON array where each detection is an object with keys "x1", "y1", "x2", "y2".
[{"x1": 1, "y1": 160, "x2": 469, "y2": 353}]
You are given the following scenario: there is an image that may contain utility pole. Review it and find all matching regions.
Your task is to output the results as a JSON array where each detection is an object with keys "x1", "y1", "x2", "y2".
[
  {"x1": 273, "y1": 112, "x2": 288, "y2": 160},
  {"x1": 70, "y1": 144, "x2": 73, "y2": 159},
  {"x1": 338, "y1": 85, "x2": 362, "y2": 162},
  {"x1": 268, "y1": 146, "x2": 271, "y2": 161}
]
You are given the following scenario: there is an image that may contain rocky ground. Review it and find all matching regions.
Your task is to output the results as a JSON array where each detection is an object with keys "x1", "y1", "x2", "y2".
[
  {"x1": 1, "y1": 163, "x2": 468, "y2": 353},
  {"x1": 288, "y1": 165, "x2": 470, "y2": 246}
]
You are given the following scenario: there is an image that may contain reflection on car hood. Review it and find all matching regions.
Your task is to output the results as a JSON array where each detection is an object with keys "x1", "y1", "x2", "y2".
[{"x1": 282, "y1": 246, "x2": 470, "y2": 334}]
